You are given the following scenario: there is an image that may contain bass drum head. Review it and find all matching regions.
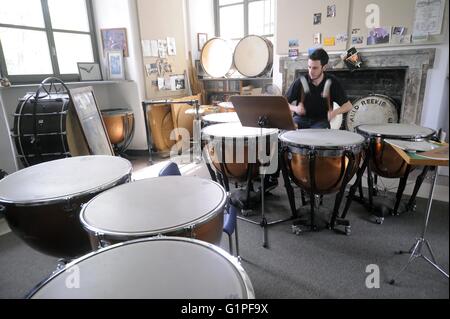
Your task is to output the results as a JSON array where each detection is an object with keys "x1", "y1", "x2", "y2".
[
  {"x1": 29, "y1": 237, "x2": 255, "y2": 299},
  {"x1": 200, "y1": 38, "x2": 233, "y2": 78},
  {"x1": 233, "y1": 35, "x2": 273, "y2": 77},
  {"x1": 330, "y1": 102, "x2": 343, "y2": 129},
  {"x1": 346, "y1": 94, "x2": 398, "y2": 132}
]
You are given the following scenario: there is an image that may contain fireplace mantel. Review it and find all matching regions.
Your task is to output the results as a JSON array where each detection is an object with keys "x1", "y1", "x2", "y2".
[{"x1": 279, "y1": 49, "x2": 436, "y2": 124}]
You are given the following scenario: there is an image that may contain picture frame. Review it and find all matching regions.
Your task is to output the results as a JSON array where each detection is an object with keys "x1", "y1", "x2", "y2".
[
  {"x1": 197, "y1": 33, "x2": 208, "y2": 52},
  {"x1": 107, "y1": 50, "x2": 125, "y2": 80},
  {"x1": 77, "y1": 62, "x2": 102, "y2": 81},
  {"x1": 68, "y1": 86, "x2": 114, "y2": 156},
  {"x1": 101, "y1": 28, "x2": 129, "y2": 57}
]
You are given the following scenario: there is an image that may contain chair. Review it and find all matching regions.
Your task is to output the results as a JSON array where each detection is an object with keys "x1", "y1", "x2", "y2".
[{"x1": 158, "y1": 161, "x2": 240, "y2": 257}]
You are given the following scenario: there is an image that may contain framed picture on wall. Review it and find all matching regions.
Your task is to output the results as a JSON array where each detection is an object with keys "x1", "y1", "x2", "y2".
[
  {"x1": 197, "y1": 33, "x2": 208, "y2": 51},
  {"x1": 107, "y1": 50, "x2": 125, "y2": 80},
  {"x1": 101, "y1": 28, "x2": 129, "y2": 57}
]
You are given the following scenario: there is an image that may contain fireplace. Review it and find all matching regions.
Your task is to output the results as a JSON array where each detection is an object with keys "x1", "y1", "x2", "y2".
[{"x1": 279, "y1": 48, "x2": 436, "y2": 125}]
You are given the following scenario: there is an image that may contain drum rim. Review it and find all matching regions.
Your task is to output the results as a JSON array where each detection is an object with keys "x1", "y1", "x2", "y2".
[
  {"x1": 200, "y1": 37, "x2": 233, "y2": 78},
  {"x1": 279, "y1": 129, "x2": 365, "y2": 150},
  {"x1": 79, "y1": 176, "x2": 227, "y2": 238},
  {"x1": 345, "y1": 93, "x2": 399, "y2": 131},
  {"x1": 356, "y1": 124, "x2": 436, "y2": 140},
  {"x1": 101, "y1": 109, "x2": 134, "y2": 116},
  {"x1": 202, "y1": 123, "x2": 278, "y2": 139},
  {"x1": 0, "y1": 156, "x2": 132, "y2": 206},
  {"x1": 26, "y1": 236, "x2": 255, "y2": 299},
  {"x1": 233, "y1": 34, "x2": 272, "y2": 78}
]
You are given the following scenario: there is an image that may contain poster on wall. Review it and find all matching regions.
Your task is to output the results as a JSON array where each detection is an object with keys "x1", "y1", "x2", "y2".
[
  {"x1": 101, "y1": 28, "x2": 129, "y2": 57},
  {"x1": 367, "y1": 27, "x2": 390, "y2": 45},
  {"x1": 167, "y1": 37, "x2": 177, "y2": 56},
  {"x1": 313, "y1": 13, "x2": 321, "y2": 25},
  {"x1": 327, "y1": 5, "x2": 336, "y2": 17},
  {"x1": 413, "y1": 0, "x2": 445, "y2": 37}
]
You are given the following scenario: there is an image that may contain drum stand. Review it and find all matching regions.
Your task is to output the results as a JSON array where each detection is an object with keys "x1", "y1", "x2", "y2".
[
  {"x1": 348, "y1": 142, "x2": 429, "y2": 224},
  {"x1": 389, "y1": 167, "x2": 449, "y2": 284},
  {"x1": 281, "y1": 148, "x2": 355, "y2": 235}
]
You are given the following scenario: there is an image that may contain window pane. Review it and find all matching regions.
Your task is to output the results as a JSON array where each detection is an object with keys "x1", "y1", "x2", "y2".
[
  {"x1": 249, "y1": 0, "x2": 274, "y2": 35},
  {"x1": 0, "y1": 27, "x2": 52, "y2": 75},
  {"x1": 48, "y1": 0, "x2": 90, "y2": 32},
  {"x1": 220, "y1": 5, "x2": 243, "y2": 39},
  {"x1": 0, "y1": 0, "x2": 44, "y2": 28},
  {"x1": 219, "y1": 0, "x2": 242, "y2": 5},
  {"x1": 54, "y1": 32, "x2": 93, "y2": 74}
]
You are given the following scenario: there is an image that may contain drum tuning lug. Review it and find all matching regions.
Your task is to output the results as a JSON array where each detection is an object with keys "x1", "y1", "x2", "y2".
[
  {"x1": 291, "y1": 225, "x2": 302, "y2": 235},
  {"x1": 344, "y1": 226, "x2": 351, "y2": 236}
]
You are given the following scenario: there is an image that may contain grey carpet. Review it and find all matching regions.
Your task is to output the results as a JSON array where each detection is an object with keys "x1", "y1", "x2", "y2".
[{"x1": 0, "y1": 184, "x2": 448, "y2": 299}]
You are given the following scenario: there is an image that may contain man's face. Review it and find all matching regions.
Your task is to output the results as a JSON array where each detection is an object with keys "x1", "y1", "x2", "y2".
[{"x1": 308, "y1": 59, "x2": 325, "y2": 81}]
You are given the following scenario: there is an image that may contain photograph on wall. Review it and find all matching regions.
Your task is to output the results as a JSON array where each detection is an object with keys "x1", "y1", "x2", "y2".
[
  {"x1": 367, "y1": 27, "x2": 390, "y2": 45},
  {"x1": 323, "y1": 37, "x2": 335, "y2": 46},
  {"x1": 351, "y1": 28, "x2": 361, "y2": 35},
  {"x1": 391, "y1": 27, "x2": 410, "y2": 44},
  {"x1": 101, "y1": 28, "x2": 129, "y2": 57},
  {"x1": 170, "y1": 74, "x2": 185, "y2": 91},
  {"x1": 145, "y1": 63, "x2": 158, "y2": 77},
  {"x1": 288, "y1": 48, "x2": 299, "y2": 58},
  {"x1": 107, "y1": 50, "x2": 124, "y2": 80},
  {"x1": 313, "y1": 13, "x2": 321, "y2": 25},
  {"x1": 288, "y1": 39, "x2": 299, "y2": 47},
  {"x1": 158, "y1": 39, "x2": 167, "y2": 58},
  {"x1": 351, "y1": 36, "x2": 364, "y2": 44},
  {"x1": 313, "y1": 33, "x2": 322, "y2": 45},
  {"x1": 327, "y1": 5, "x2": 336, "y2": 17},
  {"x1": 167, "y1": 37, "x2": 177, "y2": 56},
  {"x1": 336, "y1": 32, "x2": 348, "y2": 43}
]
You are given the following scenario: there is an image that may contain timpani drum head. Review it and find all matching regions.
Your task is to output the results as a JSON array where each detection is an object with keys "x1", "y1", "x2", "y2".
[
  {"x1": 346, "y1": 94, "x2": 398, "y2": 132},
  {"x1": 202, "y1": 112, "x2": 240, "y2": 125},
  {"x1": 279, "y1": 129, "x2": 365, "y2": 149},
  {"x1": 0, "y1": 156, "x2": 132, "y2": 205},
  {"x1": 233, "y1": 35, "x2": 273, "y2": 77},
  {"x1": 28, "y1": 237, "x2": 255, "y2": 299},
  {"x1": 357, "y1": 123, "x2": 435, "y2": 140},
  {"x1": 80, "y1": 176, "x2": 226, "y2": 239},
  {"x1": 218, "y1": 101, "x2": 234, "y2": 110},
  {"x1": 202, "y1": 123, "x2": 278, "y2": 139},
  {"x1": 200, "y1": 38, "x2": 233, "y2": 78}
]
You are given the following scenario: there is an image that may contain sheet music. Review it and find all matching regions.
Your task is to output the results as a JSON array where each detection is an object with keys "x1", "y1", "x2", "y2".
[{"x1": 413, "y1": 0, "x2": 445, "y2": 36}]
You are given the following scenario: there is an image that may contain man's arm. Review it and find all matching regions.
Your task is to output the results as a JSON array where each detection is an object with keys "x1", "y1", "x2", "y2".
[
  {"x1": 289, "y1": 102, "x2": 306, "y2": 115},
  {"x1": 328, "y1": 101, "x2": 352, "y2": 121}
]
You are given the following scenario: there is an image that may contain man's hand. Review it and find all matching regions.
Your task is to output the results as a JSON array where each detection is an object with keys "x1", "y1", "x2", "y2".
[
  {"x1": 297, "y1": 102, "x2": 306, "y2": 115},
  {"x1": 328, "y1": 109, "x2": 336, "y2": 122}
]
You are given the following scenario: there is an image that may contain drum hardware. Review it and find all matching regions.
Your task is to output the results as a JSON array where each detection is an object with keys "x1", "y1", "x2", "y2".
[
  {"x1": 101, "y1": 108, "x2": 135, "y2": 157},
  {"x1": 142, "y1": 99, "x2": 201, "y2": 164}
]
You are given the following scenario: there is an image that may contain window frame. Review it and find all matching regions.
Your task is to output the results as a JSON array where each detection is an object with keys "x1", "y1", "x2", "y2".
[
  {"x1": 0, "y1": 0, "x2": 100, "y2": 84},
  {"x1": 214, "y1": 0, "x2": 274, "y2": 40}
]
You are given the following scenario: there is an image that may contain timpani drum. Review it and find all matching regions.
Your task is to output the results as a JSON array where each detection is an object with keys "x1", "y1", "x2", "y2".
[
  {"x1": 0, "y1": 156, "x2": 132, "y2": 258},
  {"x1": 279, "y1": 129, "x2": 365, "y2": 194},
  {"x1": 202, "y1": 112, "x2": 240, "y2": 127},
  {"x1": 27, "y1": 237, "x2": 255, "y2": 299},
  {"x1": 218, "y1": 101, "x2": 235, "y2": 113},
  {"x1": 356, "y1": 124, "x2": 435, "y2": 178},
  {"x1": 80, "y1": 176, "x2": 227, "y2": 248},
  {"x1": 101, "y1": 108, "x2": 135, "y2": 152},
  {"x1": 200, "y1": 38, "x2": 233, "y2": 78},
  {"x1": 233, "y1": 35, "x2": 273, "y2": 78},
  {"x1": 202, "y1": 123, "x2": 278, "y2": 182}
]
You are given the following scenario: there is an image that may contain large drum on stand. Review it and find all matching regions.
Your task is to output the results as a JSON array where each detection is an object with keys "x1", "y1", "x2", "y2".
[
  {"x1": 0, "y1": 156, "x2": 132, "y2": 259},
  {"x1": 101, "y1": 108, "x2": 135, "y2": 154},
  {"x1": 27, "y1": 237, "x2": 255, "y2": 299},
  {"x1": 202, "y1": 123, "x2": 278, "y2": 183},
  {"x1": 356, "y1": 123, "x2": 435, "y2": 178},
  {"x1": 346, "y1": 94, "x2": 399, "y2": 132},
  {"x1": 200, "y1": 38, "x2": 233, "y2": 78},
  {"x1": 233, "y1": 35, "x2": 273, "y2": 78},
  {"x1": 279, "y1": 129, "x2": 365, "y2": 194},
  {"x1": 80, "y1": 176, "x2": 227, "y2": 248},
  {"x1": 13, "y1": 93, "x2": 89, "y2": 167},
  {"x1": 202, "y1": 112, "x2": 240, "y2": 127}
]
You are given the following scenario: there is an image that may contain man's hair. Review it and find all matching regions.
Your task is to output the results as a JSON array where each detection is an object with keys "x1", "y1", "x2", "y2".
[{"x1": 309, "y1": 48, "x2": 329, "y2": 66}]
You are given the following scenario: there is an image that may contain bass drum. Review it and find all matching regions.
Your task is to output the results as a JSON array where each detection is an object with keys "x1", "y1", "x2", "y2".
[
  {"x1": 13, "y1": 94, "x2": 90, "y2": 167},
  {"x1": 233, "y1": 35, "x2": 273, "y2": 78},
  {"x1": 200, "y1": 38, "x2": 233, "y2": 78},
  {"x1": 345, "y1": 94, "x2": 398, "y2": 132}
]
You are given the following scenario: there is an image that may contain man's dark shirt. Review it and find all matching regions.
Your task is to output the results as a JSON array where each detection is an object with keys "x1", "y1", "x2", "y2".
[{"x1": 285, "y1": 73, "x2": 349, "y2": 121}]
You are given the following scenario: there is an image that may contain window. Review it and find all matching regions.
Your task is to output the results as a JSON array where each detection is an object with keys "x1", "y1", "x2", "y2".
[
  {"x1": 215, "y1": 0, "x2": 274, "y2": 41},
  {"x1": 0, "y1": 0, "x2": 99, "y2": 84}
]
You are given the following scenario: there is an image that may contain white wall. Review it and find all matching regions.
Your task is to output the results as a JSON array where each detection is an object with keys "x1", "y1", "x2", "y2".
[
  {"x1": 186, "y1": 0, "x2": 215, "y2": 61},
  {"x1": 92, "y1": 0, "x2": 147, "y2": 150},
  {"x1": 0, "y1": 96, "x2": 18, "y2": 173}
]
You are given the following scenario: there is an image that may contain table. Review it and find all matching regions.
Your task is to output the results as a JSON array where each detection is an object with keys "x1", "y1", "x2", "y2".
[{"x1": 389, "y1": 144, "x2": 449, "y2": 284}]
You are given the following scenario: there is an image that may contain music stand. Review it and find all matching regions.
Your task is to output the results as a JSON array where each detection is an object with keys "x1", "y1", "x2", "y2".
[{"x1": 229, "y1": 95, "x2": 296, "y2": 248}]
